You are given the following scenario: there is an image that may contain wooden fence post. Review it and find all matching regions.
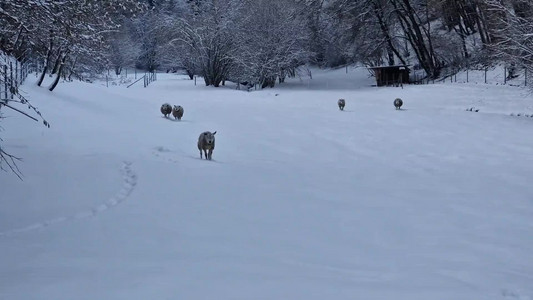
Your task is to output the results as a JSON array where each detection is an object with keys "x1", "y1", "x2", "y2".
[
  {"x1": 15, "y1": 61, "x2": 19, "y2": 91},
  {"x1": 19, "y1": 61, "x2": 22, "y2": 86},
  {"x1": 10, "y1": 62, "x2": 14, "y2": 99},
  {"x1": 504, "y1": 66, "x2": 507, "y2": 84},
  {"x1": 4, "y1": 65, "x2": 8, "y2": 100}
]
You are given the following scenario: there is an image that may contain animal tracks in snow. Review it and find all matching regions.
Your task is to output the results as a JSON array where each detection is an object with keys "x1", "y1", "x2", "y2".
[
  {"x1": 152, "y1": 146, "x2": 181, "y2": 163},
  {"x1": 0, "y1": 161, "x2": 137, "y2": 237},
  {"x1": 152, "y1": 147, "x2": 221, "y2": 164},
  {"x1": 502, "y1": 289, "x2": 532, "y2": 300}
]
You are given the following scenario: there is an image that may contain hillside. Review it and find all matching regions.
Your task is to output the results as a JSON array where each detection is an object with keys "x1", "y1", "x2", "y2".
[{"x1": 1, "y1": 68, "x2": 532, "y2": 300}]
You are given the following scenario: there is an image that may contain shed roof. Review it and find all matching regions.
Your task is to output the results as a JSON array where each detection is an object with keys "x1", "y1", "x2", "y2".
[{"x1": 367, "y1": 65, "x2": 410, "y2": 70}]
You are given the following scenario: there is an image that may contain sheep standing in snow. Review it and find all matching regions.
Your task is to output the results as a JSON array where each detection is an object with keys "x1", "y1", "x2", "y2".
[
  {"x1": 198, "y1": 131, "x2": 217, "y2": 160},
  {"x1": 338, "y1": 99, "x2": 345, "y2": 111},
  {"x1": 161, "y1": 103, "x2": 172, "y2": 118},
  {"x1": 394, "y1": 98, "x2": 403, "y2": 110},
  {"x1": 172, "y1": 105, "x2": 184, "y2": 120}
]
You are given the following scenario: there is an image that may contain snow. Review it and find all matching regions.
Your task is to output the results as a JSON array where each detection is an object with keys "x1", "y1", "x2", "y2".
[{"x1": 1, "y1": 67, "x2": 533, "y2": 299}]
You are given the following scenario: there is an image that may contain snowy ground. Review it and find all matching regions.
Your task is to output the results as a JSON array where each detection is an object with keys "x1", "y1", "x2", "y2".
[{"x1": 1, "y1": 67, "x2": 532, "y2": 300}]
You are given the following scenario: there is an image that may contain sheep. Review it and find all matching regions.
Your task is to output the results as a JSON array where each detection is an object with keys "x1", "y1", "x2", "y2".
[
  {"x1": 172, "y1": 105, "x2": 184, "y2": 120},
  {"x1": 338, "y1": 99, "x2": 345, "y2": 111},
  {"x1": 198, "y1": 131, "x2": 217, "y2": 160},
  {"x1": 394, "y1": 98, "x2": 403, "y2": 110},
  {"x1": 161, "y1": 103, "x2": 172, "y2": 118}
]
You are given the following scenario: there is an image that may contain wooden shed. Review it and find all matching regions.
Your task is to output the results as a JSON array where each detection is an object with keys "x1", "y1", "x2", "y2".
[{"x1": 367, "y1": 65, "x2": 410, "y2": 87}]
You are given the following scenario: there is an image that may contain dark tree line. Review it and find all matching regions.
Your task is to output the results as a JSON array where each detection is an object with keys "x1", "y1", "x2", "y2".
[
  {"x1": 1, "y1": 0, "x2": 144, "y2": 90},
  {"x1": 1, "y1": 0, "x2": 532, "y2": 86}
]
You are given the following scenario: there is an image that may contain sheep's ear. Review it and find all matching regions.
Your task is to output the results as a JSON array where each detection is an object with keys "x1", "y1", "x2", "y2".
[{"x1": 213, "y1": 131, "x2": 217, "y2": 135}]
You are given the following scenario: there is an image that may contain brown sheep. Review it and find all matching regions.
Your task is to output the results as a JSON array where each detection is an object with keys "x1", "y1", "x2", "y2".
[
  {"x1": 161, "y1": 103, "x2": 172, "y2": 117},
  {"x1": 394, "y1": 98, "x2": 403, "y2": 110},
  {"x1": 172, "y1": 105, "x2": 184, "y2": 120},
  {"x1": 338, "y1": 99, "x2": 345, "y2": 111},
  {"x1": 197, "y1": 131, "x2": 216, "y2": 160}
]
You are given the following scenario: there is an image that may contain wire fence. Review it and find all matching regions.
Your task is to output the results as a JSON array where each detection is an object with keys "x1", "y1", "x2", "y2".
[
  {"x1": 409, "y1": 66, "x2": 529, "y2": 87},
  {"x1": 124, "y1": 70, "x2": 157, "y2": 88},
  {"x1": 1, "y1": 59, "x2": 31, "y2": 101}
]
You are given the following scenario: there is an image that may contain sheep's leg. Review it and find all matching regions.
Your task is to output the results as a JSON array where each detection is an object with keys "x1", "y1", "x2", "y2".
[
  {"x1": 203, "y1": 149, "x2": 208, "y2": 159},
  {"x1": 208, "y1": 149, "x2": 212, "y2": 160},
  {"x1": 200, "y1": 150, "x2": 203, "y2": 159}
]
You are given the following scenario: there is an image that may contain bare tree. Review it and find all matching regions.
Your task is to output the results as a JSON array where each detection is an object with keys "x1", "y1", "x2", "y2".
[
  {"x1": 106, "y1": 22, "x2": 140, "y2": 75},
  {"x1": 1, "y1": 59, "x2": 50, "y2": 179},
  {"x1": 487, "y1": 0, "x2": 533, "y2": 85},
  {"x1": 171, "y1": 0, "x2": 242, "y2": 87},
  {"x1": 230, "y1": 0, "x2": 312, "y2": 88}
]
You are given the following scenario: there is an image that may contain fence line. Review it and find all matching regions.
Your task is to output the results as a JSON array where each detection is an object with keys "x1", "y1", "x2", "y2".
[
  {"x1": 123, "y1": 71, "x2": 156, "y2": 88},
  {"x1": 413, "y1": 66, "x2": 529, "y2": 87},
  {"x1": 1, "y1": 58, "x2": 31, "y2": 101},
  {"x1": 144, "y1": 71, "x2": 156, "y2": 87}
]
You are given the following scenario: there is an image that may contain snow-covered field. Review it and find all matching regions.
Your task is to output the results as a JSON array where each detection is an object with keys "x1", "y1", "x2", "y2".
[{"x1": 1, "y1": 67, "x2": 532, "y2": 300}]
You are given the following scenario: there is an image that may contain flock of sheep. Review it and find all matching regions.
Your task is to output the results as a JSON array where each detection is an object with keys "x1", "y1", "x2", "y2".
[
  {"x1": 160, "y1": 103, "x2": 217, "y2": 160},
  {"x1": 337, "y1": 97, "x2": 404, "y2": 111},
  {"x1": 160, "y1": 97, "x2": 403, "y2": 161}
]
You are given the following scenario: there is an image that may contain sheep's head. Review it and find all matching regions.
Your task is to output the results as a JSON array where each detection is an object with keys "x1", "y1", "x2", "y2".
[{"x1": 203, "y1": 131, "x2": 216, "y2": 145}]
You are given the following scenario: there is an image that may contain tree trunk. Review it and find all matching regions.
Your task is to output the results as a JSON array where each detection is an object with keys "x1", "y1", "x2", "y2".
[
  {"x1": 391, "y1": 0, "x2": 441, "y2": 78},
  {"x1": 37, "y1": 35, "x2": 54, "y2": 86},
  {"x1": 261, "y1": 76, "x2": 276, "y2": 88},
  {"x1": 186, "y1": 69, "x2": 194, "y2": 80},
  {"x1": 68, "y1": 56, "x2": 77, "y2": 82},
  {"x1": 373, "y1": 0, "x2": 407, "y2": 66},
  {"x1": 49, "y1": 52, "x2": 68, "y2": 91},
  {"x1": 51, "y1": 48, "x2": 62, "y2": 75},
  {"x1": 279, "y1": 69, "x2": 286, "y2": 83}
]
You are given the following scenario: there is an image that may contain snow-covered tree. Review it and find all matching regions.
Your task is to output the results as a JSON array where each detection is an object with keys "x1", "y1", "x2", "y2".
[
  {"x1": 231, "y1": 0, "x2": 312, "y2": 88},
  {"x1": 173, "y1": 0, "x2": 242, "y2": 87},
  {"x1": 486, "y1": 0, "x2": 533, "y2": 85},
  {"x1": 1, "y1": 0, "x2": 145, "y2": 90}
]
